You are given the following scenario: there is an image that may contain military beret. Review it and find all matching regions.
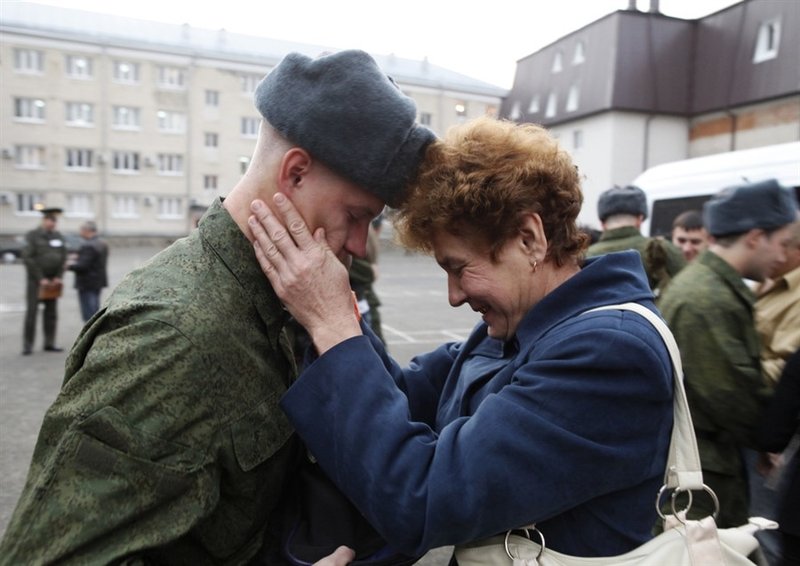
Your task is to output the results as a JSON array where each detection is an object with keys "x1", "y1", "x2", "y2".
[
  {"x1": 254, "y1": 49, "x2": 436, "y2": 208},
  {"x1": 703, "y1": 179, "x2": 799, "y2": 236},
  {"x1": 597, "y1": 185, "x2": 648, "y2": 221}
]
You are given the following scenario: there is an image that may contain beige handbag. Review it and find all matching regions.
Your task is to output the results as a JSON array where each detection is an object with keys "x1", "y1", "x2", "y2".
[{"x1": 455, "y1": 302, "x2": 777, "y2": 566}]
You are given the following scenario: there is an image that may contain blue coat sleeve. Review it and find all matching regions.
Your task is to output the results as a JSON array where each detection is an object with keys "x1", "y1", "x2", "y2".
[{"x1": 280, "y1": 316, "x2": 673, "y2": 555}]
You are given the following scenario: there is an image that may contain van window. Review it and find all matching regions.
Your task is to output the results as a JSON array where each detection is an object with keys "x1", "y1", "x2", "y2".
[{"x1": 650, "y1": 186, "x2": 800, "y2": 238}]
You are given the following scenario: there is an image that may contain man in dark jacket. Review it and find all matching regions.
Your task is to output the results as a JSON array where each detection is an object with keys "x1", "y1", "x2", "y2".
[
  {"x1": 68, "y1": 220, "x2": 109, "y2": 322},
  {"x1": 22, "y1": 206, "x2": 67, "y2": 355}
]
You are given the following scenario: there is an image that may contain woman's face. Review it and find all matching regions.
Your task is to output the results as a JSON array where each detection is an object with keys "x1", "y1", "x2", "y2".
[{"x1": 433, "y1": 229, "x2": 537, "y2": 341}]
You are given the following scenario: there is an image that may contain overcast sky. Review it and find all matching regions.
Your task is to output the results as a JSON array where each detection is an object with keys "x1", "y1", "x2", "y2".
[{"x1": 23, "y1": 0, "x2": 742, "y2": 88}]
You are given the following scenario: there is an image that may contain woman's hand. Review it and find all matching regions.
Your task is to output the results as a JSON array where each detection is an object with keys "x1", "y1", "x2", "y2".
[
  {"x1": 313, "y1": 546, "x2": 355, "y2": 566},
  {"x1": 249, "y1": 194, "x2": 362, "y2": 354}
]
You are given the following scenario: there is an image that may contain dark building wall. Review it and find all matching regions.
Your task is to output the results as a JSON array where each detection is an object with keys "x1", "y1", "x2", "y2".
[{"x1": 693, "y1": 0, "x2": 800, "y2": 113}]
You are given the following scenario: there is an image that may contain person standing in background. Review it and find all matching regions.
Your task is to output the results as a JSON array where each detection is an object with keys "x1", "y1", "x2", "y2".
[
  {"x1": 68, "y1": 220, "x2": 109, "y2": 322},
  {"x1": 586, "y1": 185, "x2": 685, "y2": 297},
  {"x1": 659, "y1": 179, "x2": 799, "y2": 528},
  {"x1": 21, "y1": 206, "x2": 67, "y2": 355},
  {"x1": 756, "y1": 220, "x2": 800, "y2": 385},
  {"x1": 671, "y1": 209, "x2": 709, "y2": 262}
]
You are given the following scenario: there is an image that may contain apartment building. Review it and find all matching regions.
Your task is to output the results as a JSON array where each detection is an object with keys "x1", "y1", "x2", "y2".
[
  {"x1": 0, "y1": 3, "x2": 506, "y2": 240},
  {"x1": 501, "y1": 0, "x2": 800, "y2": 227}
]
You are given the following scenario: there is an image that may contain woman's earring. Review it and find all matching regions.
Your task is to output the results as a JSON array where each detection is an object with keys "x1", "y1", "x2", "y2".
[{"x1": 531, "y1": 258, "x2": 538, "y2": 273}]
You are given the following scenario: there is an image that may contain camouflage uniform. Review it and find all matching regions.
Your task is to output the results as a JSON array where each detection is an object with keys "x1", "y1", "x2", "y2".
[
  {"x1": 586, "y1": 226, "x2": 685, "y2": 297},
  {"x1": 658, "y1": 250, "x2": 771, "y2": 527},
  {"x1": 22, "y1": 225, "x2": 67, "y2": 351},
  {"x1": 1, "y1": 199, "x2": 301, "y2": 564}
]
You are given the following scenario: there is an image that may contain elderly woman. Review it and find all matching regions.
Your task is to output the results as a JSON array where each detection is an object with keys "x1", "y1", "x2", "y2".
[{"x1": 248, "y1": 117, "x2": 674, "y2": 559}]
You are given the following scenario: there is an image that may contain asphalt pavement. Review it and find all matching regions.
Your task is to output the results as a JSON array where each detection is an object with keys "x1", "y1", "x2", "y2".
[{"x1": 0, "y1": 239, "x2": 478, "y2": 563}]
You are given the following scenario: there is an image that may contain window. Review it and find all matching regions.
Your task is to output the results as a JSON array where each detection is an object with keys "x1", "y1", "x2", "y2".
[
  {"x1": 205, "y1": 90, "x2": 220, "y2": 107},
  {"x1": 65, "y1": 54, "x2": 93, "y2": 79},
  {"x1": 14, "y1": 48, "x2": 44, "y2": 73},
  {"x1": 67, "y1": 193, "x2": 93, "y2": 217},
  {"x1": 545, "y1": 92, "x2": 558, "y2": 118},
  {"x1": 157, "y1": 65, "x2": 186, "y2": 89},
  {"x1": 573, "y1": 130, "x2": 583, "y2": 149},
  {"x1": 241, "y1": 117, "x2": 259, "y2": 137},
  {"x1": 454, "y1": 101, "x2": 467, "y2": 119},
  {"x1": 509, "y1": 101, "x2": 522, "y2": 121},
  {"x1": 573, "y1": 41, "x2": 586, "y2": 65},
  {"x1": 113, "y1": 60, "x2": 140, "y2": 83},
  {"x1": 240, "y1": 73, "x2": 261, "y2": 94},
  {"x1": 14, "y1": 145, "x2": 46, "y2": 169},
  {"x1": 65, "y1": 102, "x2": 94, "y2": 126},
  {"x1": 113, "y1": 195, "x2": 139, "y2": 218},
  {"x1": 17, "y1": 193, "x2": 45, "y2": 214},
  {"x1": 566, "y1": 85, "x2": 580, "y2": 112},
  {"x1": 112, "y1": 106, "x2": 141, "y2": 130},
  {"x1": 157, "y1": 153, "x2": 183, "y2": 175},
  {"x1": 204, "y1": 175, "x2": 219, "y2": 190},
  {"x1": 527, "y1": 95, "x2": 540, "y2": 114},
  {"x1": 14, "y1": 97, "x2": 46, "y2": 122},
  {"x1": 113, "y1": 151, "x2": 140, "y2": 173},
  {"x1": 753, "y1": 19, "x2": 781, "y2": 63},
  {"x1": 158, "y1": 197, "x2": 183, "y2": 219},
  {"x1": 157, "y1": 110, "x2": 186, "y2": 134},
  {"x1": 204, "y1": 132, "x2": 219, "y2": 148},
  {"x1": 65, "y1": 148, "x2": 94, "y2": 170},
  {"x1": 239, "y1": 156, "x2": 250, "y2": 174},
  {"x1": 551, "y1": 52, "x2": 563, "y2": 73},
  {"x1": 419, "y1": 112, "x2": 432, "y2": 126}
]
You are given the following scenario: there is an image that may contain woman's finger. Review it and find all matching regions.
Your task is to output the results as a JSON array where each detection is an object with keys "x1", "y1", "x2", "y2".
[
  {"x1": 248, "y1": 209, "x2": 288, "y2": 273},
  {"x1": 249, "y1": 198, "x2": 299, "y2": 261},
  {"x1": 271, "y1": 192, "x2": 316, "y2": 251}
]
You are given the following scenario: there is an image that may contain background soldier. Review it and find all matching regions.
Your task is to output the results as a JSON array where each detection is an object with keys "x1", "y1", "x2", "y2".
[
  {"x1": 67, "y1": 220, "x2": 109, "y2": 322},
  {"x1": 659, "y1": 179, "x2": 799, "y2": 528},
  {"x1": 586, "y1": 185, "x2": 685, "y2": 297},
  {"x1": 21, "y1": 206, "x2": 67, "y2": 355}
]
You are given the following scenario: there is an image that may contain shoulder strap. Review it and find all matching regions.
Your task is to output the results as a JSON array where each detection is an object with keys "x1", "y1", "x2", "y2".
[{"x1": 586, "y1": 302, "x2": 704, "y2": 490}]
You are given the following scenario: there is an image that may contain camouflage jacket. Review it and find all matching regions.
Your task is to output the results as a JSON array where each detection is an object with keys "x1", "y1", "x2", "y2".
[
  {"x1": 22, "y1": 226, "x2": 67, "y2": 280},
  {"x1": 586, "y1": 226, "x2": 685, "y2": 296},
  {"x1": 658, "y1": 250, "x2": 771, "y2": 476},
  {"x1": 1, "y1": 199, "x2": 301, "y2": 565}
]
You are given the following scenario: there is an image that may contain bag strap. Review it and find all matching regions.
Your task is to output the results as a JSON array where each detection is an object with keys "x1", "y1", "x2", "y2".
[{"x1": 586, "y1": 302, "x2": 704, "y2": 491}]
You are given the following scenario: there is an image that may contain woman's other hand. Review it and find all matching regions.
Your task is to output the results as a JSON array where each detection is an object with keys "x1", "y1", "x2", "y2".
[{"x1": 313, "y1": 546, "x2": 355, "y2": 566}]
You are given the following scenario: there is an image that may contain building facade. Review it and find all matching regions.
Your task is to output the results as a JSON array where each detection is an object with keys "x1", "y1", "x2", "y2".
[
  {"x1": 501, "y1": 0, "x2": 800, "y2": 227},
  {"x1": 0, "y1": 3, "x2": 506, "y2": 241}
]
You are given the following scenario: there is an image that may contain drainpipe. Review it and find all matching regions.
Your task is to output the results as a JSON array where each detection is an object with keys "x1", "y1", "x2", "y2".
[{"x1": 649, "y1": 0, "x2": 660, "y2": 13}]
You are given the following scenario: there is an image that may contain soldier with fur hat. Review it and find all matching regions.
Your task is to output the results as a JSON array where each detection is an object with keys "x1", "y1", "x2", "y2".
[
  {"x1": 586, "y1": 185, "x2": 685, "y2": 296},
  {"x1": 659, "y1": 179, "x2": 799, "y2": 529},
  {"x1": 1, "y1": 49, "x2": 435, "y2": 565}
]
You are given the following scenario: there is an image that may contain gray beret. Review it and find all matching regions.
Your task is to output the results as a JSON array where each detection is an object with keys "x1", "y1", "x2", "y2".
[
  {"x1": 255, "y1": 49, "x2": 436, "y2": 207},
  {"x1": 703, "y1": 179, "x2": 799, "y2": 236},
  {"x1": 597, "y1": 185, "x2": 648, "y2": 221}
]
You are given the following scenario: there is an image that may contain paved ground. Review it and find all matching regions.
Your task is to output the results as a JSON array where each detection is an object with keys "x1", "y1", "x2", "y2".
[{"x1": 0, "y1": 239, "x2": 477, "y2": 563}]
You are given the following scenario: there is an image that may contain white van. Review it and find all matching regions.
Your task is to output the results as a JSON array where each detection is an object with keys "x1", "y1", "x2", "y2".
[{"x1": 632, "y1": 142, "x2": 800, "y2": 237}]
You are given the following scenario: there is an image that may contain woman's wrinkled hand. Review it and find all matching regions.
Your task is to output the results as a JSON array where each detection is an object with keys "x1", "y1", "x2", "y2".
[
  {"x1": 249, "y1": 194, "x2": 362, "y2": 354},
  {"x1": 313, "y1": 546, "x2": 355, "y2": 566}
]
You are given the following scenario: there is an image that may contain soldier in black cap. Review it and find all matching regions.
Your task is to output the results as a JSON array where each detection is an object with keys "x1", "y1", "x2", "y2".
[
  {"x1": 586, "y1": 185, "x2": 685, "y2": 297},
  {"x1": 659, "y1": 179, "x2": 799, "y2": 529},
  {"x1": 1, "y1": 49, "x2": 435, "y2": 565},
  {"x1": 21, "y1": 206, "x2": 67, "y2": 355}
]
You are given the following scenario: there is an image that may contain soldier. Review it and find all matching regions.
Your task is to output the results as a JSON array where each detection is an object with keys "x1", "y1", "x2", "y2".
[
  {"x1": 659, "y1": 178, "x2": 799, "y2": 528},
  {"x1": 670, "y1": 209, "x2": 709, "y2": 262},
  {"x1": 586, "y1": 185, "x2": 685, "y2": 297},
  {"x1": 0, "y1": 50, "x2": 435, "y2": 564},
  {"x1": 21, "y1": 206, "x2": 67, "y2": 355}
]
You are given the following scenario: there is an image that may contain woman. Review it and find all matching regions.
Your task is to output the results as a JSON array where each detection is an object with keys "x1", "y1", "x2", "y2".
[{"x1": 249, "y1": 117, "x2": 674, "y2": 559}]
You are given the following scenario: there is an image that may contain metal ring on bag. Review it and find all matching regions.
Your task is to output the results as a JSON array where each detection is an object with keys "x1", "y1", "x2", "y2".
[
  {"x1": 504, "y1": 526, "x2": 545, "y2": 561},
  {"x1": 671, "y1": 484, "x2": 720, "y2": 523},
  {"x1": 655, "y1": 484, "x2": 693, "y2": 520}
]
